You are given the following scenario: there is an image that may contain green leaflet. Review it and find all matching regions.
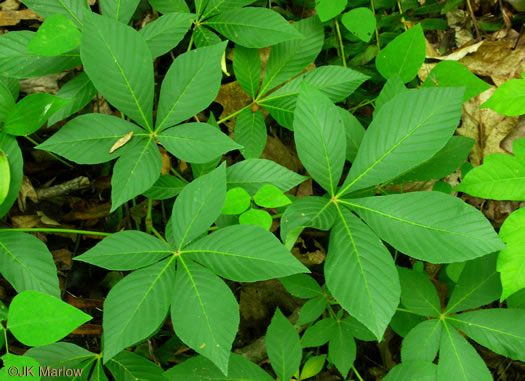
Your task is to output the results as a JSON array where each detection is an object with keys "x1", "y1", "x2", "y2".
[
  {"x1": 497, "y1": 207, "x2": 525, "y2": 301},
  {"x1": 165, "y1": 354, "x2": 273, "y2": 380},
  {"x1": 315, "y1": 0, "x2": 347, "y2": 21},
  {"x1": 325, "y1": 207, "x2": 400, "y2": 340},
  {"x1": 74, "y1": 230, "x2": 173, "y2": 271},
  {"x1": 3, "y1": 93, "x2": 71, "y2": 136},
  {"x1": 343, "y1": 192, "x2": 505, "y2": 263},
  {"x1": 27, "y1": 14, "x2": 81, "y2": 56},
  {"x1": 157, "y1": 122, "x2": 241, "y2": 163},
  {"x1": 25, "y1": 343, "x2": 95, "y2": 377},
  {"x1": 481, "y1": 77, "x2": 525, "y2": 116},
  {"x1": 140, "y1": 13, "x2": 195, "y2": 58},
  {"x1": 0, "y1": 133, "x2": 23, "y2": 219},
  {"x1": 81, "y1": 11, "x2": 154, "y2": 130},
  {"x1": 106, "y1": 351, "x2": 166, "y2": 381},
  {"x1": 339, "y1": 87, "x2": 464, "y2": 195},
  {"x1": 328, "y1": 320, "x2": 357, "y2": 378},
  {"x1": 266, "y1": 308, "x2": 302, "y2": 381},
  {"x1": 204, "y1": 7, "x2": 303, "y2": 48},
  {"x1": 0, "y1": 148, "x2": 9, "y2": 205},
  {"x1": 455, "y1": 139, "x2": 525, "y2": 200},
  {"x1": 148, "y1": 0, "x2": 189, "y2": 14},
  {"x1": 156, "y1": 42, "x2": 226, "y2": 132},
  {"x1": 0, "y1": 232, "x2": 60, "y2": 298},
  {"x1": 142, "y1": 174, "x2": 186, "y2": 200},
  {"x1": 233, "y1": 45, "x2": 260, "y2": 99},
  {"x1": 234, "y1": 108, "x2": 267, "y2": 159},
  {"x1": 7, "y1": 291, "x2": 92, "y2": 347},
  {"x1": 375, "y1": 23, "x2": 425, "y2": 83},
  {"x1": 102, "y1": 258, "x2": 176, "y2": 363},
  {"x1": 0, "y1": 31, "x2": 80, "y2": 78},
  {"x1": 294, "y1": 83, "x2": 346, "y2": 196},
  {"x1": 21, "y1": 0, "x2": 87, "y2": 27},
  {"x1": 401, "y1": 319, "x2": 442, "y2": 363},
  {"x1": 421, "y1": 61, "x2": 491, "y2": 102},
  {"x1": 110, "y1": 137, "x2": 162, "y2": 212},
  {"x1": 37, "y1": 114, "x2": 144, "y2": 165},
  {"x1": 383, "y1": 361, "x2": 437, "y2": 381},
  {"x1": 170, "y1": 163, "x2": 226, "y2": 249},
  {"x1": 258, "y1": 16, "x2": 324, "y2": 97},
  {"x1": 172, "y1": 258, "x2": 239, "y2": 375},
  {"x1": 341, "y1": 8, "x2": 376, "y2": 43},
  {"x1": 398, "y1": 267, "x2": 441, "y2": 317},
  {"x1": 185, "y1": 224, "x2": 308, "y2": 282},
  {"x1": 438, "y1": 322, "x2": 492, "y2": 381},
  {"x1": 47, "y1": 73, "x2": 97, "y2": 126},
  {"x1": 99, "y1": 0, "x2": 141, "y2": 24}
]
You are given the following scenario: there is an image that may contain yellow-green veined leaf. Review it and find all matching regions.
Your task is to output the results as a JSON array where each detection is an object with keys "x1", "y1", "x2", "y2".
[
  {"x1": 328, "y1": 319, "x2": 356, "y2": 378},
  {"x1": 8, "y1": 290, "x2": 92, "y2": 346},
  {"x1": 401, "y1": 319, "x2": 442, "y2": 363},
  {"x1": 99, "y1": 0, "x2": 140, "y2": 24},
  {"x1": 398, "y1": 267, "x2": 441, "y2": 317},
  {"x1": 233, "y1": 45, "x2": 260, "y2": 99}
]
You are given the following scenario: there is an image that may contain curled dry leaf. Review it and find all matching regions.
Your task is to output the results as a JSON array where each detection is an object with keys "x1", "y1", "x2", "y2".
[{"x1": 109, "y1": 131, "x2": 134, "y2": 153}]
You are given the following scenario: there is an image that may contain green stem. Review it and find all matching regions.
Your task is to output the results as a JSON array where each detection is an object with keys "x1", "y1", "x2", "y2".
[
  {"x1": 370, "y1": 0, "x2": 381, "y2": 51},
  {"x1": 187, "y1": 28, "x2": 194, "y2": 52},
  {"x1": 170, "y1": 167, "x2": 189, "y2": 183},
  {"x1": 24, "y1": 136, "x2": 74, "y2": 168},
  {"x1": 146, "y1": 199, "x2": 153, "y2": 234},
  {"x1": 150, "y1": 225, "x2": 167, "y2": 243},
  {"x1": 334, "y1": 18, "x2": 347, "y2": 68},
  {"x1": 352, "y1": 366, "x2": 365, "y2": 381},
  {"x1": 0, "y1": 228, "x2": 111, "y2": 236},
  {"x1": 2, "y1": 326, "x2": 8, "y2": 354},
  {"x1": 217, "y1": 104, "x2": 251, "y2": 125}
]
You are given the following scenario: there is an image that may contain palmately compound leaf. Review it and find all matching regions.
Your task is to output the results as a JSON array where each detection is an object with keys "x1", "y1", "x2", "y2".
[
  {"x1": 75, "y1": 231, "x2": 174, "y2": 271},
  {"x1": 204, "y1": 7, "x2": 303, "y2": 48},
  {"x1": 156, "y1": 42, "x2": 226, "y2": 132},
  {"x1": 266, "y1": 308, "x2": 302, "y2": 381},
  {"x1": 294, "y1": 82, "x2": 346, "y2": 196},
  {"x1": 448, "y1": 309, "x2": 525, "y2": 362},
  {"x1": 172, "y1": 259, "x2": 239, "y2": 375},
  {"x1": 37, "y1": 114, "x2": 144, "y2": 165},
  {"x1": 170, "y1": 163, "x2": 226, "y2": 249},
  {"x1": 103, "y1": 258, "x2": 176, "y2": 363},
  {"x1": 110, "y1": 137, "x2": 162, "y2": 212},
  {"x1": 401, "y1": 319, "x2": 442, "y2": 363},
  {"x1": 438, "y1": 321, "x2": 492, "y2": 381},
  {"x1": 185, "y1": 224, "x2": 308, "y2": 282},
  {"x1": 497, "y1": 207, "x2": 525, "y2": 301},
  {"x1": 81, "y1": 11, "x2": 154, "y2": 130},
  {"x1": 7, "y1": 290, "x2": 92, "y2": 347},
  {"x1": 157, "y1": 122, "x2": 241, "y2": 163},
  {"x1": 375, "y1": 23, "x2": 425, "y2": 83},
  {"x1": 339, "y1": 87, "x2": 464, "y2": 195},
  {"x1": 0, "y1": 134, "x2": 22, "y2": 219},
  {"x1": 325, "y1": 207, "x2": 400, "y2": 340},
  {"x1": 343, "y1": 192, "x2": 505, "y2": 263},
  {"x1": 165, "y1": 353, "x2": 273, "y2": 380},
  {"x1": 0, "y1": 232, "x2": 60, "y2": 297},
  {"x1": 227, "y1": 158, "x2": 307, "y2": 196},
  {"x1": 0, "y1": 31, "x2": 80, "y2": 78},
  {"x1": 455, "y1": 150, "x2": 525, "y2": 201}
]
